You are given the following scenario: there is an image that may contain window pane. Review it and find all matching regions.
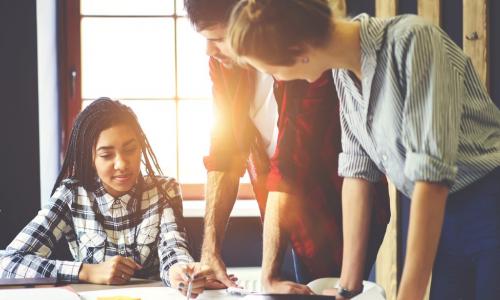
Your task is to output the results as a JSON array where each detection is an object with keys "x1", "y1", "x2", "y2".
[
  {"x1": 81, "y1": 17, "x2": 175, "y2": 99},
  {"x1": 176, "y1": 0, "x2": 186, "y2": 16},
  {"x1": 82, "y1": 99, "x2": 178, "y2": 178},
  {"x1": 177, "y1": 18, "x2": 212, "y2": 98},
  {"x1": 178, "y1": 100, "x2": 213, "y2": 183},
  {"x1": 81, "y1": 0, "x2": 174, "y2": 16}
]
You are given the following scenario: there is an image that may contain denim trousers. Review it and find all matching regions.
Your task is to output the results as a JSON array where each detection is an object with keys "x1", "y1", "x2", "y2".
[{"x1": 428, "y1": 168, "x2": 500, "y2": 299}]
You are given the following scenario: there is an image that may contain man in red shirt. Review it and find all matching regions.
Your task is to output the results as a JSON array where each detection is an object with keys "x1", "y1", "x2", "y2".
[{"x1": 184, "y1": 0, "x2": 390, "y2": 294}]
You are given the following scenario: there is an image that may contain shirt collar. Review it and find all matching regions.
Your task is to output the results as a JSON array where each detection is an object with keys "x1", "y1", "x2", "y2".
[
  {"x1": 351, "y1": 13, "x2": 389, "y2": 110},
  {"x1": 94, "y1": 179, "x2": 139, "y2": 214}
]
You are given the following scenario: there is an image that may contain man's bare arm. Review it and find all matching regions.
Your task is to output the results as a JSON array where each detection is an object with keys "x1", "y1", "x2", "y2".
[
  {"x1": 262, "y1": 191, "x2": 314, "y2": 295},
  {"x1": 200, "y1": 170, "x2": 240, "y2": 287}
]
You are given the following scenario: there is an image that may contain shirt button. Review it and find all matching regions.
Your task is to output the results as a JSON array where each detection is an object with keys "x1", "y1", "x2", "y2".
[{"x1": 382, "y1": 154, "x2": 388, "y2": 161}]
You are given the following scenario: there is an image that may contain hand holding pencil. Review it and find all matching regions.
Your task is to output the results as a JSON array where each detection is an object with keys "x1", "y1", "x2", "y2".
[{"x1": 169, "y1": 262, "x2": 212, "y2": 299}]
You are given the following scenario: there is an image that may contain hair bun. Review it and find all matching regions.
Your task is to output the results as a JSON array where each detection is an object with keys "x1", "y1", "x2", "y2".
[{"x1": 246, "y1": 0, "x2": 266, "y2": 22}]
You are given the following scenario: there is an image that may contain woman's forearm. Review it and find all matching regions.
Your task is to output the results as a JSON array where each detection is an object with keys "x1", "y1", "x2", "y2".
[
  {"x1": 397, "y1": 181, "x2": 448, "y2": 300},
  {"x1": 339, "y1": 178, "x2": 375, "y2": 292}
]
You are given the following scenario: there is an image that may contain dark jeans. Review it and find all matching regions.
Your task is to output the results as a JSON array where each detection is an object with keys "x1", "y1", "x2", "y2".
[{"x1": 430, "y1": 167, "x2": 500, "y2": 299}]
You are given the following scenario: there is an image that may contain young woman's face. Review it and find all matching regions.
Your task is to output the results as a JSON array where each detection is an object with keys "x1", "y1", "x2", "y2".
[
  {"x1": 243, "y1": 54, "x2": 322, "y2": 83},
  {"x1": 93, "y1": 123, "x2": 142, "y2": 197}
]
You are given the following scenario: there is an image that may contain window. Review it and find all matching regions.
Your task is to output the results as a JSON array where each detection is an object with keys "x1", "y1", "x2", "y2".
[{"x1": 59, "y1": 0, "x2": 252, "y2": 200}]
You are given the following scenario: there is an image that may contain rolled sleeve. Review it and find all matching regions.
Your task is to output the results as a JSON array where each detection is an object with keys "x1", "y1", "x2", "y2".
[
  {"x1": 399, "y1": 22, "x2": 464, "y2": 187},
  {"x1": 404, "y1": 152, "x2": 457, "y2": 186},
  {"x1": 338, "y1": 107, "x2": 382, "y2": 182},
  {"x1": 338, "y1": 152, "x2": 383, "y2": 182}
]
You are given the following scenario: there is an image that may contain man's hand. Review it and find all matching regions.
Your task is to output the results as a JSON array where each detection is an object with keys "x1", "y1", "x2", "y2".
[
  {"x1": 78, "y1": 256, "x2": 142, "y2": 285},
  {"x1": 169, "y1": 262, "x2": 212, "y2": 298},
  {"x1": 200, "y1": 253, "x2": 238, "y2": 289},
  {"x1": 264, "y1": 279, "x2": 315, "y2": 295}
]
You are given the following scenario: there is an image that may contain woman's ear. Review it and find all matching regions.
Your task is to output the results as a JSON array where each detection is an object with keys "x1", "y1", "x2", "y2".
[{"x1": 289, "y1": 45, "x2": 309, "y2": 64}]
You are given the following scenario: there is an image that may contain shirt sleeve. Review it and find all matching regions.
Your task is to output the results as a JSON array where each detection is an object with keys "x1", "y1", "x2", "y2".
[
  {"x1": 203, "y1": 57, "x2": 248, "y2": 177},
  {"x1": 0, "y1": 184, "x2": 82, "y2": 282},
  {"x1": 398, "y1": 22, "x2": 464, "y2": 186},
  {"x1": 158, "y1": 178, "x2": 194, "y2": 287},
  {"x1": 338, "y1": 108, "x2": 383, "y2": 182}
]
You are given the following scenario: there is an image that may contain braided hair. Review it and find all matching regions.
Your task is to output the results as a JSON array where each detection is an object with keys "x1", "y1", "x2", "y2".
[{"x1": 51, "y1": 97, "x2": 164, "y2": 196}]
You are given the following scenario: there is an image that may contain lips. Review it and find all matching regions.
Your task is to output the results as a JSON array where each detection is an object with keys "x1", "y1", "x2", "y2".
[{"x1": 113, "y1": 174, "x2": 132, "y2": 183}]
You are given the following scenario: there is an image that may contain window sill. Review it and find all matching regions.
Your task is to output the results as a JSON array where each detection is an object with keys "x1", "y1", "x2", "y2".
[{"x1": 183, "y1": 200, "x2": 261, "y2": 218}]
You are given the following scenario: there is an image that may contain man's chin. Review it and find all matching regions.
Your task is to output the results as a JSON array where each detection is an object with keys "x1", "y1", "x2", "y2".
[{"x1": 214, "y1": 57, "x2": 235, "y2": 68}]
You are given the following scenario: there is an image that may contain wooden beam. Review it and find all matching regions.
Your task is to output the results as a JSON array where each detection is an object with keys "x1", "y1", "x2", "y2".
[
  {"x1": 418, "y1": 0, "x2": 441, "y2": 26},
  {"x1": 463, "y1": 0, "x2": 489, "y2": 90},
  {"x1": 374, "y1": 5, "x2": 399, "y2": 300},
  {"x1": 375, "y1": 0, "x2": 397, "y2": 18},
  {"x1": 376, "y1": 182, "x2": 400, "y2": 300}
]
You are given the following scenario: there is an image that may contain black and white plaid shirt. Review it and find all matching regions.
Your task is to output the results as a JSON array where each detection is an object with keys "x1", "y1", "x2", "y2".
[{"x1": 0, "y1": 176, "x2": 193, "y2": 286}]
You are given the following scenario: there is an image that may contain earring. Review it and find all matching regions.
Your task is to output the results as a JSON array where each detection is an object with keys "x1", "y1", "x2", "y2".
[{"x1": 301, "y1": 57, "x2": 309, "y2": 64}]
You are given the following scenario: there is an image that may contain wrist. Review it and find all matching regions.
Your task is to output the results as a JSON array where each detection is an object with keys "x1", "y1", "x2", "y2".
[
  {"x1": 200, "y1": 250, "x2": 221, "y2": 263},
  {"x1": 261, "y1": 273, "x2": 280, "y2": 288},
  {"x1": 335, "y1": 281, "x2": 363, "y2": 298},
  {"x1": 78, "y1": 263, "x2": 91, "y2": 282},
  {"x1": 337, "y1": 278, "x2": 363, "y2": 296}
]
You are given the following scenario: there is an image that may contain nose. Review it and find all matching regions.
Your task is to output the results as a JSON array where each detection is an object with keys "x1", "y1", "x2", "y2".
[
  {"x1": 114, "y1": 154, "x2": 128, "y2": 171},
  {"x1": 206, "y1": 40, "x2": 219, "y2": 57}
]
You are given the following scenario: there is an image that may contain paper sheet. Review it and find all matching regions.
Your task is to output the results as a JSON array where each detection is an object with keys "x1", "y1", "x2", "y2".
[
  {"x1": 79, "y1": 287, "x2": 238, "y2": 300},
  {"x1": 0, "y1": 287, "x2": 81, "y2": 300}
]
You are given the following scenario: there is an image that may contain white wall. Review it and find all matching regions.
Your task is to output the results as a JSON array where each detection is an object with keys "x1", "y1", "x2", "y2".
[{"x1": 37, "y1": 0, "x2": 60, "y2": 205}]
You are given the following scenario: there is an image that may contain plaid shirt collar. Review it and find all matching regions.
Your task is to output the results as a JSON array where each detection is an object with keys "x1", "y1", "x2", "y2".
[{"x1": 93, "y1": 179, "x2": 139, "y2": 214}]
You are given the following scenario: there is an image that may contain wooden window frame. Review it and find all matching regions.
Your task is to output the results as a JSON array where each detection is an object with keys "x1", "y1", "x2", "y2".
[{"x1": 57, "y1": 0, "x2": 254, "y2": 200}]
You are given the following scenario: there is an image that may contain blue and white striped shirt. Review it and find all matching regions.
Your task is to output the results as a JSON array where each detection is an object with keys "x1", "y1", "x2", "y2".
[{"x1": 335, "y1": 14, "x2": 500, "y2": 197}]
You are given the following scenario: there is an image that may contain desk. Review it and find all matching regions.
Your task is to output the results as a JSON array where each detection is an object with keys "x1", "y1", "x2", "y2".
[
  {"x1": 74, "y1": 267, "x2": 262, "y2": 299},
  {"x1": 72, "y1": 267, "x2": 261, "y2": 292},
  {"x1": 0, "y1": 268, "x2": 261, "y2": 300}
]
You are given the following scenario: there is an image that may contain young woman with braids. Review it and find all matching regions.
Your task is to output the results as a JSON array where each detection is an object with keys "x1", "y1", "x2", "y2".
[
  {"x1": 0, "y1": 98, "x2": 211, "y2": 297},
  {"x1": 226, "y1": 0, "x2": 500, "y2": 299}
]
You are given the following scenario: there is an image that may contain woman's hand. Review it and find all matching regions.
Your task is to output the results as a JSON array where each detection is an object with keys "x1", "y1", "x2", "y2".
[
  {"x1": 78, "y1": 256, "x2": 142, "y2": 285},
  {"x1": 169, "y1": 262, "x2": 213, "y2": 298}
]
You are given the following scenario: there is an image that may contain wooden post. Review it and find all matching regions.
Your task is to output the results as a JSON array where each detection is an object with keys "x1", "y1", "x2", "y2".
[
  {"x1": 463, "y1": 0, "x2": 489, "y2": 90},
  {"x1": 374, "y1": 4, "x2": 400, "y2": 300},
  {"x1": 376, "y1": 0, "x2": 397, "y2": 18},
  {"x1": 376, "y1": 182, "x2": 400, "y2": 300},
  {"x1": 418, "y1": 0, "x2": 441, "y2": 25},
  {"x1": 412, "y1": 3, "x2": 442, "y2": 299}
]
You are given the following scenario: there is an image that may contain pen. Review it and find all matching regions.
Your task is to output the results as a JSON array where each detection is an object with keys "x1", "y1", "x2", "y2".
[{"x1": 186, "y1": 274, "x2": 193, "y2": 300}]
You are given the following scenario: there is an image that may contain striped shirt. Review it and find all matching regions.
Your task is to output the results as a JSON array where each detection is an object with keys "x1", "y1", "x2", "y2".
[
  {"x1": 335, "y1": 14, "x2": 500, "y2": 197},
  {"x1": 0, "y1": 176, "x2": 193, "y2": 285}
]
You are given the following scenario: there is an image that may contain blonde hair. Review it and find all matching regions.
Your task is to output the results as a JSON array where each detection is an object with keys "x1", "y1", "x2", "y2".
[{"x1": 228, "y1": 0, "x2": 333, "y2": 66}]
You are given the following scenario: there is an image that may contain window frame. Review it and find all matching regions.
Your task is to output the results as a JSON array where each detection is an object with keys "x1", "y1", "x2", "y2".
[{"x1": 58, "y1": 0, "x2": 254, "y2": 200}]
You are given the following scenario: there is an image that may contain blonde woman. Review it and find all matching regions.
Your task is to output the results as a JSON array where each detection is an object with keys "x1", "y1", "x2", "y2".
[{"x1": 227, "y1": 0, "x2": 500, "y2": 299}]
